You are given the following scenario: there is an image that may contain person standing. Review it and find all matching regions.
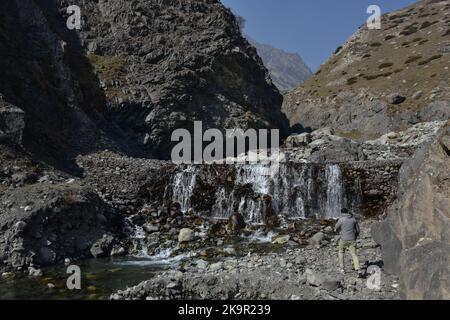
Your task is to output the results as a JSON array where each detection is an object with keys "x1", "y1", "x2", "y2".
[{"x1": 335, "y1": 208, "x2": 362, "y2": 277}]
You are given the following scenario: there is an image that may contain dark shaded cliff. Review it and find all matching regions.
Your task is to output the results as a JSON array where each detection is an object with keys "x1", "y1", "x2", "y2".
[{"x1": 0, "y1": 0, "x2": 289, "y2": 167}]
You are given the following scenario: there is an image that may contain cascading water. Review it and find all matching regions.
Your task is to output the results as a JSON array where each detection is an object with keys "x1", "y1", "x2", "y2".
[
  {"x1": 324, "y1": 164, "x2": 344, "y2": 219},
  {"x1": 170, "y1": 162, "x2": 351, "y2": 223},
  {"x1": 172, "y1": 166, "x2": 197, "y2": 212}
]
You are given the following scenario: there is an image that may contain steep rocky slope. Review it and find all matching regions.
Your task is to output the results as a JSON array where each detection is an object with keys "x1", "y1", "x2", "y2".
[
  {"x1": 62, "y1": 0, "x2": 289, "y2": 158},
  {"x1": 283, "y1": 0, "x2": 450, "y2": 139},
  {"x1": 249, "y1": 40, "x2": 312, "y2": 93},
  {"x1": 0, "y1": 0, "x2": 288, "y2": 165},
  {"x1": 372, "y1": 121, "x2": 450, "y2": 300}
]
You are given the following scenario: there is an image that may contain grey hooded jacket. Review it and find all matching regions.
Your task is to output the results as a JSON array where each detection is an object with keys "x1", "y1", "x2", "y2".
[{"x1": 335, "y1": 213, "x2": 360, "y2": 241}]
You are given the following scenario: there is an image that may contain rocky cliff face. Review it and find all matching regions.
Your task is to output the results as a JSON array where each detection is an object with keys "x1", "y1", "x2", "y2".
[
  {"x1": 283, "y1": 0, "x2": 450, "y2": 139},
  {"x1": 61, "y1": 0, "x2": 289, "y2": 158},
  {"x1": 249, "y1": 40, "x2": 312, "y2": 93},
  {"x1": 372, "y1": 121, "x2": 450, "y2": 299},
  {"x1": 0, "y1": 0, "x2": 289, "y2": 164}
]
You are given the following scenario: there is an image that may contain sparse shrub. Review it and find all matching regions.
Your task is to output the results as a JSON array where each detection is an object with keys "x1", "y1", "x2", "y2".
[
  {"x1": 362, "y1": 53, "x2": 371, "y2": 58},
  {"x1": 385, "y1": 35, "x2": 396, "y2": 41},
  {"x1": 400, "y1": 25, "x2": 418, "y2": 36},
  {"x1": 419, "y1": 39, "x2": 429, "y2": 45},
  {"x1": 420, "y1": 21, "x2": 438, "y2": 29},
  {"x1": 394, "y1": 68, "x2": 403, "y2": 73},
  {"x1": 363, "y1": 71, "x2": 393, "y2": 81},
  {"x1": 347, "y1": 77, "x2": 358, "y2": 85},
  {"x1": 87, "y1": 54, "x2": 125, "y2": 81},
  {"x1": 336, "y1": 129, "x2": 363, "y2": 140},
  {"x1": 443, "y1": 29, "x2": 450, "y2": 37},
  {"x1": 379, "y1": 62, "x2": 394, "y2": 69},
  {"x1": 370, "y1": 42, "x2": 382, "y2": 47},
  {"x1": 402, "y1": 41, "x2": 411, "y2": 46},
  {"x1": 411, "y1": 37, "x2": 423, "y2": 43},
  {"x1": 389, "y1": 13, "x2": 411, "y2": 20},
  {"x1": 405, "y1": 55, "x2": 422, "y2": 64},
  {"x1": 418, "y1": 54, "x2": 443, "y2": 65}
]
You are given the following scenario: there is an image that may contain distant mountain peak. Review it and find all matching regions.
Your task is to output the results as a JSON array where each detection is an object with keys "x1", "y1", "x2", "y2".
[{"x1": 235, "y1": 15, "x2": 312, "y2": 93}]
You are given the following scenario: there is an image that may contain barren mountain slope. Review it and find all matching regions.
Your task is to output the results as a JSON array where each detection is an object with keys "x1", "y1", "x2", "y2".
[{"x1": 283, "y1": 0, "x2": 450, "y2": 139}]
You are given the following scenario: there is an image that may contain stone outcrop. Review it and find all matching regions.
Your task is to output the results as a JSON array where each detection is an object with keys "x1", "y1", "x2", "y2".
[
  {"x1": 0, "y1": 183, "x2": 123, "y2": 270},
  {"x1": 372, "y1": 121, "x2": 450, "y2": 299}
]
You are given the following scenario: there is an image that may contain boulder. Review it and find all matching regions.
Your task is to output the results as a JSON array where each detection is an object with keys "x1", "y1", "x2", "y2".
[
  {"x1": 90, "y1": 235, "x2": 116, "y2": 258},
  {"x1": 272, "y1": 235, "x2": 290, "y2": 245},
  {"x1": 309, "y1": 232, "x2": 325, "y2": 246},
  {"x1": 178, "y1": 228, "x2": 194, "y2": 243},
  {"x1": 285, "y1": 133, "x2": 312, "y2": 148},
  {"x1": 304, "y1": 269, "x2": 324, "y2": 287},
  {"x1": 389, "y1": 94, "x2": 406, "y2": 105}
]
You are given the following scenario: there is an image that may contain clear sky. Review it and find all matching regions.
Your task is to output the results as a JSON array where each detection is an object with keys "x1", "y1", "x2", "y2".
[{"x1": 221, "y1": 0, "x2": 418, "y2": 71}]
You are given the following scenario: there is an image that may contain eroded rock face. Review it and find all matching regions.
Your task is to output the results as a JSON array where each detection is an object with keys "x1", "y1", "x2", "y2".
[{"x1": 372, "y1": 121, "x2": 450, "y2": 300}]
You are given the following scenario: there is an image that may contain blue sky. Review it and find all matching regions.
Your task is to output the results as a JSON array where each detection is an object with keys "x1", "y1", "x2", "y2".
[{"x1": 221, "y1": 0, "x2": 418, "y2": 71}]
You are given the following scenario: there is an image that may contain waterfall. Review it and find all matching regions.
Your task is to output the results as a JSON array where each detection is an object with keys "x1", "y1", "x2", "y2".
[
  {"x1": 169, "y1": 162, "x2": 352, "y2": 223},
  {"x1": 324, "y1": 164, "x2": 344, "y2": 219},
  {"x1": 172, "y1": 166, "x2": 197, "y2": 212}
]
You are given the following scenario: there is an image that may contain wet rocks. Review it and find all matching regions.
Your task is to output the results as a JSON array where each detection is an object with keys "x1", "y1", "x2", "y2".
[{"x1": 90, "y1": 235, "x2": 117, "y2": 258}]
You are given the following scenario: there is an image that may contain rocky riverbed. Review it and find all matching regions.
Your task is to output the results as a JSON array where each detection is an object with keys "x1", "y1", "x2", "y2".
[{"x1": 111, "y1": 220, "x2": 400, "y2": 300}]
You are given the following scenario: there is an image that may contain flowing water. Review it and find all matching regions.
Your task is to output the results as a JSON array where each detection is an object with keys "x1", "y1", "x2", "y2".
[
  {"x1": 0, "y1": 256, "x2": 177, "y2": 300},
  {"x1": 171, "y1": 162, "x2": 352, "y2": 222}
]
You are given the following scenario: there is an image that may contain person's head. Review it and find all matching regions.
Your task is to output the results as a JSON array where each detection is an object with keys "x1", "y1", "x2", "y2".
[{"x1": 341, "y1": 208, "x2": 353, "y2": 216}]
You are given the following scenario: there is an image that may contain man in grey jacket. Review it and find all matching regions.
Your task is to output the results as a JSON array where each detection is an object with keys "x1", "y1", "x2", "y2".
[{"x1": 335, "y1": 208, "x2": 361, "y2": 275}]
